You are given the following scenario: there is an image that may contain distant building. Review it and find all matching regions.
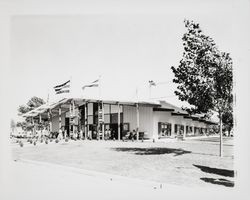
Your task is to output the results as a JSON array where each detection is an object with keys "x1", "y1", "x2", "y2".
[{"x1": 22, "y1": 98, "x2": 217, "y2": 140}]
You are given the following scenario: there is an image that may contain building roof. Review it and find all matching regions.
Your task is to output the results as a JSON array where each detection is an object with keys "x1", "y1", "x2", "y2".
[{"x1": 22, "y1": 97, "x2": 217, "y2": 125}]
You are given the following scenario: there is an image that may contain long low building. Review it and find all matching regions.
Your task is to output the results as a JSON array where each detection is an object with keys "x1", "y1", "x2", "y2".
[{"x1": 22, "y1": 98, "x2": 217, "y2": 140}]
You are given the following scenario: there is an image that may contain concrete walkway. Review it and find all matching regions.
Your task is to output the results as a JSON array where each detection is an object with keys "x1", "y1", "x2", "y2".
[{"x1": 1, "y1": 159, "x2": 235, "y2": 200}]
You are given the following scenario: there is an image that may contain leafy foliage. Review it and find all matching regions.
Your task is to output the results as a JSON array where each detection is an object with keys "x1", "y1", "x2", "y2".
[
  {"x1": 17, "y1": 96, "x2": 45, "y2": 130},
  {"x1": 171, "y1": 20, "x2": 233, "y2": 130},
  {"x1": 18, "y1": 96, "x2": 45, "y2": 115}
]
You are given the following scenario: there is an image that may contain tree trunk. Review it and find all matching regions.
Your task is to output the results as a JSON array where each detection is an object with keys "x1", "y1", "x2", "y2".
[{"x1": 219, "y1": 111, "x2": 223, "y2": 157}]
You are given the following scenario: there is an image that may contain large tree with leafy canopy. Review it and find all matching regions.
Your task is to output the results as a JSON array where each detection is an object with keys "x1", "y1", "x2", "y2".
[
  {"x1": 171, "y1": 19, "x2": 233, "y2": 156},
  {"x1": 17, "y1": 96, "x2": 46, "y2": 130}
]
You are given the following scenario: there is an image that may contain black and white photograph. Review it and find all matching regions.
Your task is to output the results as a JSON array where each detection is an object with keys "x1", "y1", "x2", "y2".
[{"x1": 0, "y1": 0, "x2": 249, "y2": 199}]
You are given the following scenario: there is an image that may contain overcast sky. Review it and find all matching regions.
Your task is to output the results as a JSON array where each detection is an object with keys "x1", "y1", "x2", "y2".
[{"x1": 9, "y1": 0, "x2": 234, "y2": 120}]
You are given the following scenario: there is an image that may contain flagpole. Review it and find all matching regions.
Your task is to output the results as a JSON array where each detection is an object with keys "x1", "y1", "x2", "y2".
[
  {"x1": 98, "y1": 75, "x2": 102, "y2": 100},
  {"x1": 70, "y1": 75, "x2": 72, "y2": 99}
]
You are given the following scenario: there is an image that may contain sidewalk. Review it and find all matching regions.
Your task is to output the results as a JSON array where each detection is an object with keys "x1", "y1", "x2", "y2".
[{"x1": 1, "y1": 159, "x2": 233, "y2": 200}]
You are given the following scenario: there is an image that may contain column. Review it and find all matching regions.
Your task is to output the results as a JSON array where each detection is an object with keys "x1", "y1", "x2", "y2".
[
  {"x1": 102, "y1": 101, "x2": 105, "y2": 140},
  {"x1": 97, "y1": 102, "x2": 100, "y2": 140},
  {"x1": 171, "y1": 122, "x2": 174, "y2": 138},
  {"x1": 84, "y1": 103, "x2": 87, "y2": 139},
  {"x1": 136, "y1": 103, "x2": 139, "y2": 141},
  {"x1": 31, "y1": 117, "x2": 35, "y2": 137},
  {"x1": 59, "y1": 106, "x2": 62, "y2": 131},
  {"x1": 72, "y1": 100, "x2": 75, "y2": 137},
  {"x1": 69, "y1": 103, "x2": 72, "y2": 137},
  {"x1": 183, "y1": 123, "x2": 186, "y2": 139},
  {"x1": 118, "y1": 103, "x2": 120, "y2": 141},
  {"x1": 47, "y1": 110, "x2": 52, "y2": 133}
]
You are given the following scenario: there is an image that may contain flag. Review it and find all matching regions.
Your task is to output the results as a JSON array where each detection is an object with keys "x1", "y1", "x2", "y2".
[
  {"x1": 149, "y1": 80, "x2": 156, "y2": 86},
  {"x1": 82, "y1": 79, "x2": 99, "y2": 90},
  {"x1": 54, "y1": 80, "x2": 70, "y2": 94}
]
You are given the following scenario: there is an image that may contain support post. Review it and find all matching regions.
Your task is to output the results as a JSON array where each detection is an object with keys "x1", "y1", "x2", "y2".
[
  {"x1": 59, "y1": 106, "x2": 62, "y2": 131},
  {"x1": 183, "y1": 124, "x2": 186, "y2": 139},
  {"x1": 69, "y1": 103, "x2": 72, "y2": 138},
  {"x1": 170, "y1": 122, "x2": 174, "y2": 137},
  {"x1": 31, "y1": 117, "x2": 35, "y2": 137},
  {"x1": 136, "y1": 103, "x2": 139, "y2": 141},
  {"x1": 72, "y1": 100, "x2": 75, "y2": 137},
  {"x1": 118, "y1": 103, "x2": 120, "y2": 141},
  {"x1": 84, "y1": 103, "x2": 87, "y2": 140},
  {"x1": 219, "y1": 112, "x2": 223, "y2": 157},
  {"x1": 102, "y1": 101, "x2": 105, "y2": 140}
]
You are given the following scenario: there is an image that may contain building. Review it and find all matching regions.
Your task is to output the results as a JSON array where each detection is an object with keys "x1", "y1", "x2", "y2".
[{"x1": 22, "y1": 97, "x2": 217, "y2": 140}]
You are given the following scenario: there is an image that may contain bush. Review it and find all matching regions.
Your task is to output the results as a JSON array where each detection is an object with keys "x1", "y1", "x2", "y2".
[
  {"x1": 19, "y1": 142, "x2": 23, "y2": 147},
  {"x1": 33, "y1": 141, "x2": 36, "y2": 146},
  {"x1": 65, "y1": 138, "x2": 68, "y2": 142},
  {"x1": 45, "y1": 140, "x2": 48, "y2": 144},
  {"x1": 55, "y1": 139, "x2": 59, "y2": 143}
]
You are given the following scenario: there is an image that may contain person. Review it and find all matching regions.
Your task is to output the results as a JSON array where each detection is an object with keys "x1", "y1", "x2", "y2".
[
  {"x1": 80, "y1": 129, "x2": 83, "y2": 139},
  {"x1": 37, "y1": 128, "x2": 42, "y2": 140},
  {"x1": 132, "y1": 130, "x2": 136, "y2": 140},
  {"x1": 58, "y1": 128, "x2": 63, "y2": 140},
  {"x1": 107, "y1": 129, "x2": 111, "y2": 140}
]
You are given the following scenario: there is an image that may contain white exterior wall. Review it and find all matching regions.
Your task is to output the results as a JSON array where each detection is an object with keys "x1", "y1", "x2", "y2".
[
  {"x1": 153, "y1": 112, "x2": 186, "y2": 139},
  {"x1": 123, "y1": 106, "x2": 153, "y2": 138},
  {"x1": 51, "y1": 112, "x2": 66, "y2": 132},
  {"x1": 152, "y1": 111, "x2": 209, "y2": 139}
]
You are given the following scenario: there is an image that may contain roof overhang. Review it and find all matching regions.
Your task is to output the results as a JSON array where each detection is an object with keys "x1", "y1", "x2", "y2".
[{"x1": 153, "y1": 107, "x2": 175, "y2": 112}]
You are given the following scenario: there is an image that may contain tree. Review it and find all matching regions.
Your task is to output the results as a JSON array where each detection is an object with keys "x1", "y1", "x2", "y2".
[
  {"x1": 171, "y1": 20, "x2": 233, "y2": 157},
  {"x1": 17, "y1": 96, "x2": 45, "y2": 130},
  {"x1": 18, "y1": 96, "x2": 45, "y2": 115}
]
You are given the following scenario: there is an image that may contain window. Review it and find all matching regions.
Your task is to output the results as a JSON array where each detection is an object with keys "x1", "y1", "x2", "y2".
[
  {"x1": 158, "y1": 122, "x2": 172, "y2": 137},
  {"x1": 174, "y1": 124, "x2": 184, "y2": 135}
]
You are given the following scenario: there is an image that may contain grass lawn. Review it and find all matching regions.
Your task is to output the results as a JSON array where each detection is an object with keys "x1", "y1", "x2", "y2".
[{"x1": 12, "y1": 137, "x2": 234, "y2": 188}]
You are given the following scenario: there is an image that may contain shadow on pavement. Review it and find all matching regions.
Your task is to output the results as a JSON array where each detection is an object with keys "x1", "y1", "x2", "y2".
[
  {"x1": 193, "y1": 164, "x2": 234, "y2": 177},
  {"x1": 112, "y1": 147, "x2": 191, "y2": 156},
  {"x1": 200, "y1": 177, "x2": 234, "y2": 187}
]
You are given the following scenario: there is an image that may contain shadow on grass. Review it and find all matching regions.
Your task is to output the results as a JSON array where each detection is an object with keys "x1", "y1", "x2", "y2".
[
  {"x1": 193, "y1": 164, "x2": 234, "y2": 177},
  {"x1": 112, "y1": 147, "x2": 191, "y2": 156},
  {"x1": 200, "y1": 177, "x2": 234, "y2": 187}
]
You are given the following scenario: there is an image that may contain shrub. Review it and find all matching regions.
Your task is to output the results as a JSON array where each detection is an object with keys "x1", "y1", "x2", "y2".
[{"x1": 55, "y1": 139, "x2": 59, "y2": 143}]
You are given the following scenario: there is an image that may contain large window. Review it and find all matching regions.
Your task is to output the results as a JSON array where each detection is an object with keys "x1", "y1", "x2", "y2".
[
  {"x1": 186, "y1": 126, "x2": 193, "y2": 135},
  {"x1": 158, "y1": 122, "x2": 172, "y2": 137},
  {"x1": 174, "y1": 124, "x2": 184, "y2": 135}
]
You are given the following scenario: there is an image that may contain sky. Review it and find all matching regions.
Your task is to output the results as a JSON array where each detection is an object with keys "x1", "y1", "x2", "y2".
[{"x1": 9, "y1": 0, "x2": 234, "y2": 120}]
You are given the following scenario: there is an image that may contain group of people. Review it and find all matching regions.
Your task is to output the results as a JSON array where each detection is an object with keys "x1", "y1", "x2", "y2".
[{"x1": 32, "y1": 127, "x2": 139, "y2": 141}]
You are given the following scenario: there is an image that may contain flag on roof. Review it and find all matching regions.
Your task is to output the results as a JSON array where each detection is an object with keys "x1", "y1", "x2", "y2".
[
  {"x1": 149, "y1": 80, "x2": 156, "y2": 86},
  {"x1": 82, "y1": 79, "x2": 99, "y2": 90},
  {"x1": 54, "y1": 80, "x2": 70, "y2": 94}
]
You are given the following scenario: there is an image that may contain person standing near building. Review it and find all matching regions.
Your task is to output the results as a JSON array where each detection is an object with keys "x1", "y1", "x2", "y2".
[{"x1": 58, "y1": 128, "x2": 63, "y2": 140}]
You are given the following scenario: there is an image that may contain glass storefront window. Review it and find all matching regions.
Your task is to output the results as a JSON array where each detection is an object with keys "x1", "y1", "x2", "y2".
[{"x1": 158, "y1": 122, "x2": 171, "y2": 137}]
